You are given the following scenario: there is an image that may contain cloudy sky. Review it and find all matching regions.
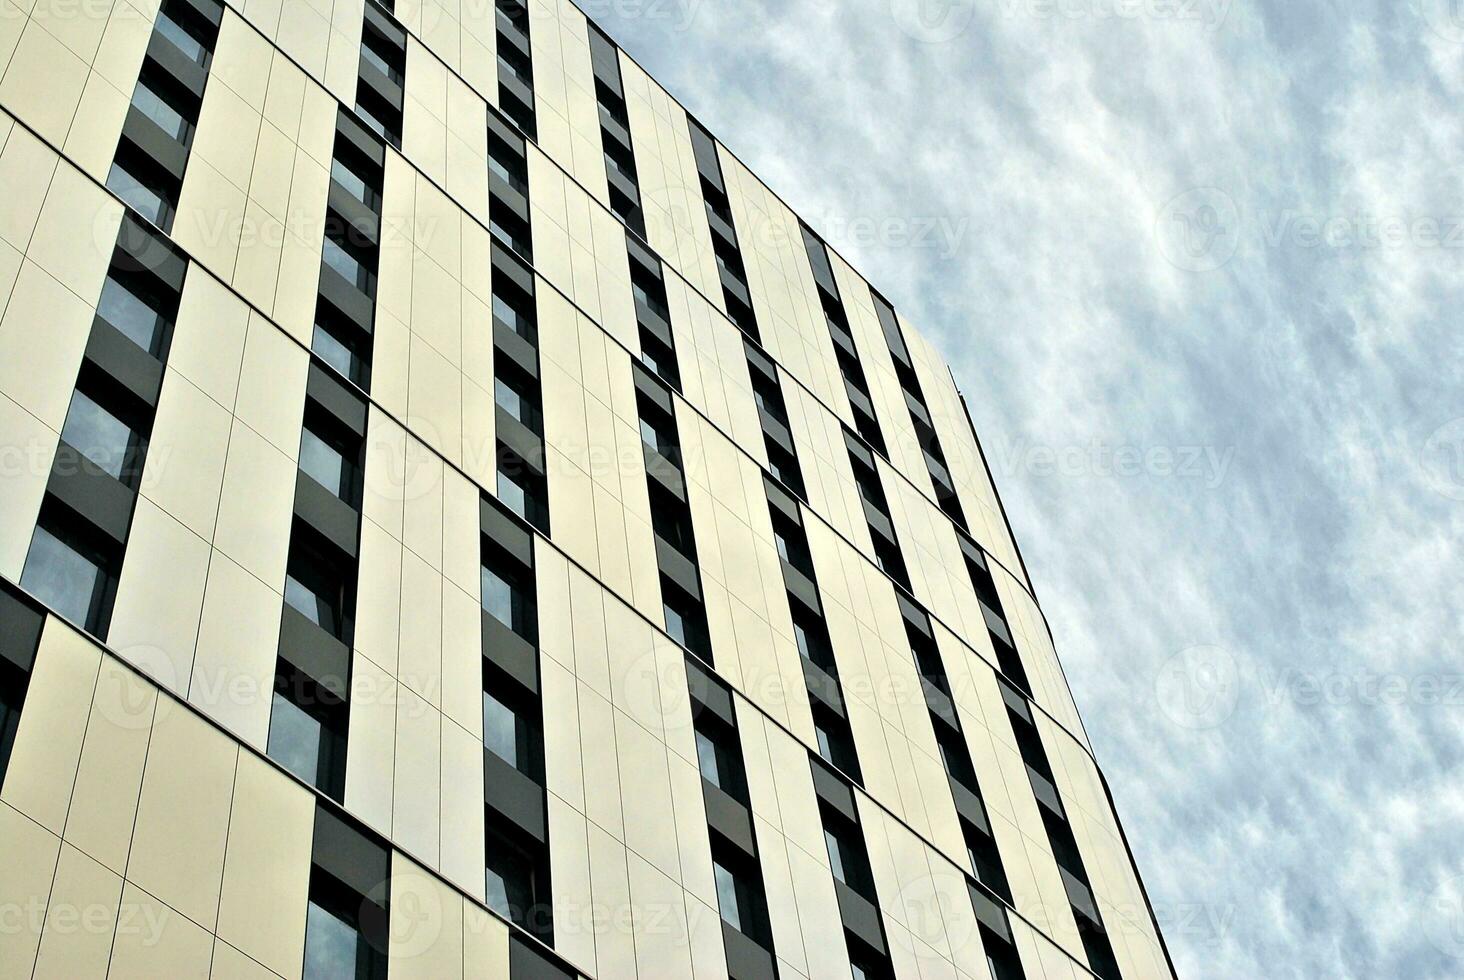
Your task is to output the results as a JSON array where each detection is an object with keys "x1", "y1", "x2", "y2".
[{"x1": 588, "y1": 0, "x2": 1464, "y2": 976}]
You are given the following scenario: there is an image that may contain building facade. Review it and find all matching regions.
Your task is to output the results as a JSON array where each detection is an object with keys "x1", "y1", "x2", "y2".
[{"x1": 0, "y1": 1, "x2": 1175, "y2": 978}]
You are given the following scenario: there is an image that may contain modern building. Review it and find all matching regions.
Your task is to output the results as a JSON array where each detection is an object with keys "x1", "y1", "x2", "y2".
[{"x1": 0, "y1": 0, "x2": 1175, "y2": 978}]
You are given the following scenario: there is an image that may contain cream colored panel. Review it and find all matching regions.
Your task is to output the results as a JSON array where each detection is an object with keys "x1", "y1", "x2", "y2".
[
  {"x1": 619, "y1": 61, "x2": 719, "y2": 300},
  {"x1": 576, "y1": 684, "x2": 622, "y2": 840},
  {"x1": 568, "y1": 567, "x2": 609, "y2": 696},
  {"x1": 0, "y1": 126, "x2": 58, "y2": 252},
  {"x1": 442, "y1": 468, "x2": 481, "y2": 596},
  {"x1": 377, "y1": 152, "x2": 417, "y2": 334},
  {"x1": 627, "y1": 852, "x2": 695, "y2": 978},
  {"x1": 27, "y1": 157, "x2": 121, "y2": 302},
  {"x1": 540, "y1": 652, "x2": 584, "y2": 812},
  {"x1": 439, "y1": 717, "x2": 486, "y2": 900},
  {"x1": 107, "y1": 881, "x2": 213, "y2": 979},
  {"x1": 404, "y1": 38, "x2": 449, "y2": 186},
  {"x1": 213, "y1": 419, "x2": 298, "y2": 591},
  {"x1": 64, "y1": 69, "x2": 130, "y2": 182},
  {"x1": 402, "y1": 435, "x2": 445, "y2": 570},
  {"x1": 614, "y1": 709, "x2": 680, "y2": 881},
  {"x1": 217, "y1": 753, "x2": 312, "y2": 980},
  {"x1": 174, "y1": 155, "x2": 249, "y2": 281},
  {"x1": 274, "y1": 147, "x2": 331, "y2": 344},
  {"x1": 141, "y1": 371, "x2": 233, "y2": 542},
  {"x1": 92, "y1": 0, "x2": 155, "y2": 94},
  {"x1": 273, "y1": 0, "x2": 332, "y2": 83},
  {"x1": 787, "y1": 840, "x2": 852, "y2": 980},
  {"x1": 169, "y1": 267, "x2": 249, "y2": 409},
  {"x1": 441, "y1": 582, "x2": 482, "y2": 737},
  {"x1": 754, "y1": 820, "x2": 809, "y2": 976},
  {"x1": 190, "y1": 551, "x2": 281, "y2": 748},
  {"x1": 0, "y1": 260, "x2": 93, "y2": 432},
  {"x1": 0, "y1": 392, "x2": 58, "y2": 580},
  {"x1": 831, "y1": 251, "x2": 929, "y2": 491},
  {"x1": 388, "y1": 856, "x2": 462, "y2": 979},
  {"x1": 0, "y1": 800, "x2": 61, "y2": 978},
  {"x1": 211, "y1": 9, "x2": 273, "y2": 111},
  {"x1": 0, "y1": 20, "x2": 88, "y2": 144},
  {"x1": 528, "y1": 148, "x2": 575, "y2": 301},
  {"x1": 127, "y1": 703, "x2": 237, "y2": 928},
  {"x1": 1, "y1": 618, "x2": 98, "y2": 833},
  {"x1": 355, "y1": 517, "x2": 403, "y2": 677},
  {"x1": 210, "y1": 941, "x2": 280, "y2": 980},
  {"x1": 362, "y1": 408, "x2": 408, "y2": 541},
  {"x1": 765, "y1": 722, "x2": 825, "y2": 860},
  {"x1": 398, "y1": 550, "x2": 442, "y2": 710},
  {"x1": 547, "y1": 793, "x2": 596, "y2": 975},
  {"x1": 535, "y1": 546, "x2": 571, "y2": 668},
  {"x1": 462, "y1": 902, "x2": 512, "y2": 980},
  {"x1": 235, "y1": 312, "x2": 309, "y2": 459},
  {"x1": 685, "y1": 895, "x2": 729, "y2": 980},
  {"x1": 445, "y1": 74, "x2": 488, "y2": 220},
  {"x1": 719, "y1": 149, "x2": 841, "y2": 410},
  {"x1": 407, "y1": 334, "x2": 463, "y2": 467},
  {"x1": 393, "y1": 687, "x2": 441, "y2": 864},
  {"x1": 32, "y1": 843, "x2": 120, "y2": 980},
  {"x1": 64, "y1": 656, "x2": 156, "y2": 874},
  {"x1": 345, "y1": 652, "x2": 397, "y2": 836}
]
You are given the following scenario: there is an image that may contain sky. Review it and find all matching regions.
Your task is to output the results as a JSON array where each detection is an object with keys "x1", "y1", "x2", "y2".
[{"x1": 585, "y1": 0, "x2": 1464, "y2": 976}]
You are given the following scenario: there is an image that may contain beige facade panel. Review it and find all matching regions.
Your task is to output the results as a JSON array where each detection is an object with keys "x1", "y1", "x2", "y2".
[
  {"x1": 0, "y1": 391, "x2": 58, "y2": 580},
  {"x1": 126, "y1": 701, "x2": 238, "y2": 929},
  {"x1": 1, "y1": 618, "x2": 99, "y2": 834},
  {"x1": 63, "y1": 656, "x2": 156, "y2": 875},
  {"x1": 31, "y1": 842, "x2": 121, "y2": 980},
  {"x1": 0, "y1": 800, "x2": 62, "y2": 978},
  {"x1": 216, "y1": 753, "x2": 313, "y2": 980},
  {"x1": 106, "y1": 496, "x2": 209, "y2": 688},
  {"x1": 190, "y1": 550, "x2": 282, "y2": 748}
]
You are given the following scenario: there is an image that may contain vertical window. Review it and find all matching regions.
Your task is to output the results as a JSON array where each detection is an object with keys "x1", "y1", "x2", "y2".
[
  {"x1": 481, "y1": 540, "x2": 536, "y2": 644},
  {"x1": 694, "y1": 717, "x2": 748, "y2": 803},
  {"x1": 0, "y1": 659, "x2": 28, "y2": 788},
  {"x1": 710, "y1": 844, "x2": 773, "y2": 947},
  {"x1": 484, "y1": 821, "x2": 550, "y2": 940},
  {"x1": 59, "y1": 380, "x2": 149, "y2": 486},
  {"x1": 21, "y1": 509, "x2": 116, "y2": 635},
  {"x1": 95, "y1": 268, "x2": 173, "y2": 357},
  {"x1": 284, "y1": 527, "x2": 354, "y2": 642},
  {"x1": 299, "y1": 408, "x2": 363, "y2": 507},
  {"x1": 304, "y1": 872, "x2": 387, "y2": 980},
  {"x1": 269, "y1": 666, "x2": 348, "y2": 799},
  {"x1": 481, "y1": 666, "x2": 540, "y2": 780}
]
